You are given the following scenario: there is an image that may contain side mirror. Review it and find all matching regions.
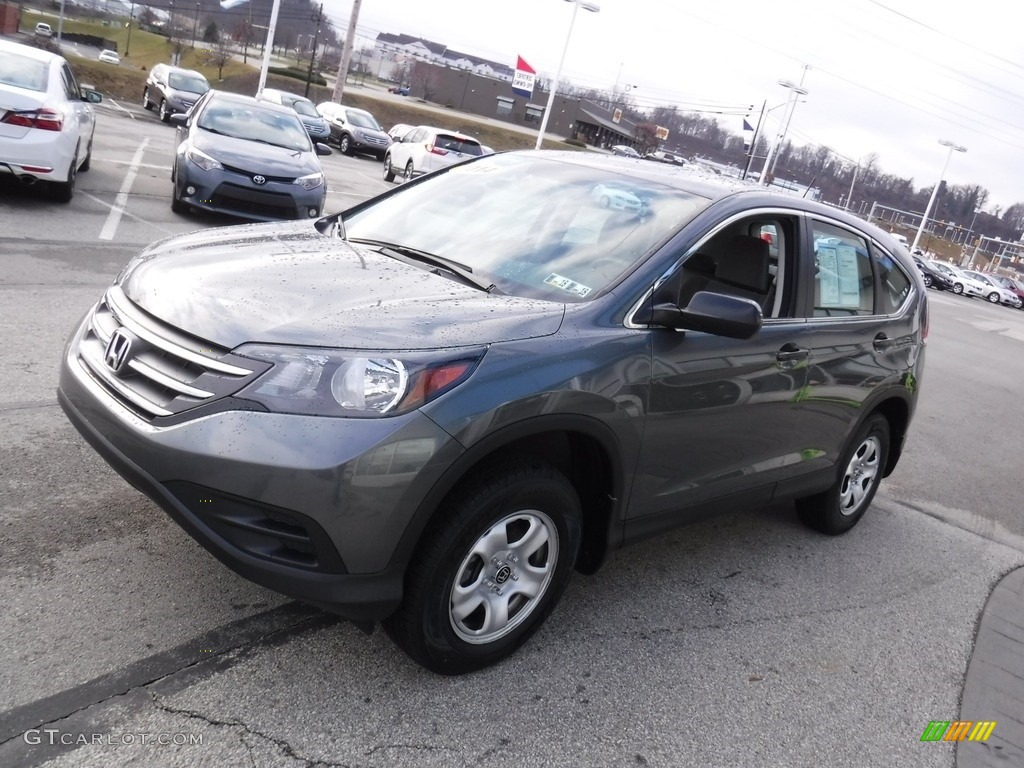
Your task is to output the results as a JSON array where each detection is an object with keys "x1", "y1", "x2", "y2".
[
  {"x1": 315, "y1": 143, "x2": 333, "y2": 156},
  {"x1": 648, "y1": 291, "x2": 763, "y2": 339},
  {"x1": 169, "y1": 113, "x2": 188, "y2": 126},
  {"x1": 83, "y1": 90, "x2": 103, "y2": 103}
]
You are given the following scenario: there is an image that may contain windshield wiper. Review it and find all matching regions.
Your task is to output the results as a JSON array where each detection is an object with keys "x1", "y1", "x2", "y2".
[{"x1": 348, "y1": 238, "x2": 502, "y2": 294}]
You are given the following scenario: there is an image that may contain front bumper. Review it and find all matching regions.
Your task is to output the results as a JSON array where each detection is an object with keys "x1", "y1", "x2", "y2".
[
  {"x1": 58, "y1": 312, "x2": 464, "y2": 621},
  {"x1": 175, "y1": 159, "x2": 326, "y2": 222}
]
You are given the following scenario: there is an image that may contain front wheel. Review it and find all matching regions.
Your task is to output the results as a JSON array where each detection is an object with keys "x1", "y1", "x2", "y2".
[
  {"x1": 159, "y1": 99, "x2": 170, "y2": 123},
  {"x1": 142, "y1": 88, "x2": 152, "y2": 110},
  {"x1": 922, "y1": 274, "x2": 932, "y2": 288},
  {"x1": 796, "y1": 413, "x2": 889, "y2": 535},
  {"x1": 383, "y1": 460, "x2": 582, "y2": 675},
  {"x1": 339, "y1": 135, "x2": 351, "y2": 155},
  {"x1": 952, "y1": 283, "x2": 964, "y2": 295},
  {"x1": 987, "y1": 292, "x2": 1000, "y2": 304},
  {"x1": 383, "y1": 155, "x2": 395, "y2": 182}
]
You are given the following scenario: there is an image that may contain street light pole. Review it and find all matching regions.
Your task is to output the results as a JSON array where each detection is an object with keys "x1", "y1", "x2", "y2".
[
  {"x1": 191, "y1": 1, "x2": 200, "y2": 49},
  {"x1": 911, "y1": 139, "x2": 967, "y2": 252},
  {"x1": 760, "y1": 75, "x2": 808, "y2": 185},
  {"x1": 534, "y1": 0, "x2": 600, "y2": 150}
]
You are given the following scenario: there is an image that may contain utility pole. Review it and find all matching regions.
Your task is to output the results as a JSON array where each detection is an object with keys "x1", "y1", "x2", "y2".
[
  {"x1": 331, "y1": 0, "x2": 362, "y2": 103},
  {"x1": 304, "y1": 3, "x2": 322, "y2": 98}
]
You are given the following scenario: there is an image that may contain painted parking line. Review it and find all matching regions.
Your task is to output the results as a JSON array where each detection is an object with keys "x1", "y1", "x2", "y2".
[
  {"x1": 81, "y1": 192, "x2": 175, "y2": 236},
  {"x1": 99, "y1": 139, "x2": 150, "y2": 241}
]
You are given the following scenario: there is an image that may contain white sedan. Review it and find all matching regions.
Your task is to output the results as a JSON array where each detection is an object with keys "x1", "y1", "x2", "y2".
[
  {"x1": 98, "y1": 49, "x2": 121, "y2": 65},
  {"x1": 929, "y1": 262, "x2": 989, "y2": 298},
  {"x1": 0, "y1": 39, "x2": 102, "y2": 201},
  {"x1": 964, "y1": 270, "x2": 1023, "y2": 307}
]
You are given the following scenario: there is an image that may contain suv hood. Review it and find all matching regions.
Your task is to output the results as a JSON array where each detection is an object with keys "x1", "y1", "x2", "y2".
[{"x1": 119, "y1": 223, "x2": 564, "y2": 350}]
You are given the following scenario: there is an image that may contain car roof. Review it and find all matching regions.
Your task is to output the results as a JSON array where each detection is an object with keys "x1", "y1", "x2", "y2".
[
  {"x1": 414, "y1": 125, "x2": 480, "y2": 141},
  {"x1": 0, "y1": 38, "x2": 63, "y2": 65},
  {"x1": 206, "y1": 89, "x2": 296, "y2": 116},
  {"x1": 162, "y1": 65, "x2": 207, "y2": 79}
]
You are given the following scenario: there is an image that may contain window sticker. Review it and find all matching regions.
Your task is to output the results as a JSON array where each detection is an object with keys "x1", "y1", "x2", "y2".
[
  {"x1": 544, "y1": 273, "x2": 592, "y2": 297},
  {"x1": 818, "y1": 244, "x2": 862, "y2": 308}
]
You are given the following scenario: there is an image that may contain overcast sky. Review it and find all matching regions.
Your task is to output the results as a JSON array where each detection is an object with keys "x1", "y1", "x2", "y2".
[{"x1": 323, "y1": 0, "x2": 1024, "y2": 212}]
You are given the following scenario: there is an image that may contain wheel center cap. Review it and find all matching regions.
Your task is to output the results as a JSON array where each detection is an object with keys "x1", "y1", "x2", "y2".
[{"x1": 494, "y1": 565, "x2": 512, "y2": 585}]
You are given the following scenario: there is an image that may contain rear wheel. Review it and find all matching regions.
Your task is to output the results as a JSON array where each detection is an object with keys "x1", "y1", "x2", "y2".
[
  {"x1": 383, "y1": 459, "x2": 582, "y2": 675},
  {"x1": 383, "y1": 155, "x2": 395, "y2": 182},
  {"x1": 79, "y1": 137, "x2": 93, "y2": 172},
  {"x1": 797, "y1": 413, "x2": 889, "y2": 535},
  {"x1": 49, "y1": 148, "x2": 78, "y2": 203},
  {"x1": 921, "y1": 274, "x2": 932, "y2": 288}
]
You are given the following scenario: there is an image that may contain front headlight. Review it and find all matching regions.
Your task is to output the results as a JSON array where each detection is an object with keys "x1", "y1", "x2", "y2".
[
  {"x1": 295, "y1": 172, "x2": 324, "y2": 190},
  {"x1": 186, "y1": 146, "x2": 222, "y2": 172},
  {"x1": 234, "y1": 345, "x2": 484, "y2": 417}
]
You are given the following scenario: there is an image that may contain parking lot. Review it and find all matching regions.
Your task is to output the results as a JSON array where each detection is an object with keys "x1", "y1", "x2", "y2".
[{"x1": 2, "y1": 106, "x2": 1024, "y2": 766}]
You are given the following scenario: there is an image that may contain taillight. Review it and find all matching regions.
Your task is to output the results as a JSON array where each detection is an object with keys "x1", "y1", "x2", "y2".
[
  {"x1": 426, "y1": 143, "x2": 448, "y2": 156},
  {"x1": 1, "y1": 107, "x2": 64, "y2": 131}
]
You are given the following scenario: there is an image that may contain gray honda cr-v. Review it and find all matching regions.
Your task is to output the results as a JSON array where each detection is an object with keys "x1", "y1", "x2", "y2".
[{"x1": 59, "y1": 151, "x2": 926, "y2": 674}]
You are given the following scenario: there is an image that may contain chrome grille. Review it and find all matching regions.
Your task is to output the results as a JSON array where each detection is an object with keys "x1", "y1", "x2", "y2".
[{"x1": 77, "y1": 286, "x2": 265, "y2": 418}]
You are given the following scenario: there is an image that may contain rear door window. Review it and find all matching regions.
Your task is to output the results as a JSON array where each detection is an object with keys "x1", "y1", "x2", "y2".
[{"x1": 811, "y1": 221, "x2": 873, "y2": 316}]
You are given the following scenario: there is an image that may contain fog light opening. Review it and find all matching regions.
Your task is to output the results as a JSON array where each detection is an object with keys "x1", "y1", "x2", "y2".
[
  {"x1": 308, "y1": 207, "x2": 319, "y2": 217},
  {"x1": 185, "y1": 185, "x2": 197, "y2": 196}
]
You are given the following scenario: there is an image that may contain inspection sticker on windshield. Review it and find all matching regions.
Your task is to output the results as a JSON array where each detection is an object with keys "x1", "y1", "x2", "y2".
[{"x1": 544, "y1": 273, "x2": 592, "y2": 297}]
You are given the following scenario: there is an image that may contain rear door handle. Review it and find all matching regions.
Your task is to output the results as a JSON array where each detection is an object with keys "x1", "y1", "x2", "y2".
[
  {"x1": 776, "y1": 343, "x2": 809, "y2": 367},
  {"x1": 873, "y1": 333, "x2": 897, "y2": 351}
]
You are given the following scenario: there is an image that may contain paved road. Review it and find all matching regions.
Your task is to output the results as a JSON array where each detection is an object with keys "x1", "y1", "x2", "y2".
[{"x1": 1, "y1": 110, "x2": 1022, "y2": 767}]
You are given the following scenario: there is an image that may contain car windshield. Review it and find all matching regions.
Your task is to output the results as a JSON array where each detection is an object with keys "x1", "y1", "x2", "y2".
[
  {"x1": 198, "y1": 102, "x2": 312, "y2": 151},
  {"x1": 0, "y1": 52, "x2": 48, "y2": 92},
  {"x1": 344, "y1": 153, "x2": 709, "y2": 302},
  {"x1": 346, "y1": 110, "x2": 382, "y2": 130},
  {"x1": 168, "y1": 72, "x2": 209, "y2": 94},
  {"x1": 285, "y1": 97, "x2": 319, "y2": 117}
]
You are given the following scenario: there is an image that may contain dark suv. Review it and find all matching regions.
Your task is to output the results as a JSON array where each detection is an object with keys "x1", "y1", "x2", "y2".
[
  {"x1": 59, "y1": 152, "x2": 927, "y2": 674},
  {"x1": 143, "y1": 63, "x2": 210, "y2": 122}
]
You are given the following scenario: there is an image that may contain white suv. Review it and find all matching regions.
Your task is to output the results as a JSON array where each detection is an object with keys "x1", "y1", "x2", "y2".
[{"x1": 383, "y1": 125, "x2": 484, "y2": 182}]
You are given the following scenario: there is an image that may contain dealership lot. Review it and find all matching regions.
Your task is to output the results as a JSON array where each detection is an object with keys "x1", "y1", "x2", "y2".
[{"x1": 2, "y1": 109, "x2": 1024, "y2": 766}]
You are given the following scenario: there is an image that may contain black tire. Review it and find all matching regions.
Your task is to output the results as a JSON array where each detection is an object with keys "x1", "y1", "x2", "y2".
[
  {"x1": 49, "y1": 148, "x2": 77, "y2": 203},
  {"x1": 922, "y1": 274, "x2": 932, "y2": 288},
  {"x1": 339, "y1": 134, "x2": 351, "y2": 155},
  {"x1": 404, "y1": 161, "x2": 415, "y2": 182},
  {"x1": 159, "y1": 99, "x2": 170, "y2": 123},
  {"x1": 383, "y1": 459, "x2": 582, "y2": 675},
  {"x1": 383, "y1": 155, "x2": 395, "y2": 182},
  {"x1": 952, "y1": 283, "x2": 964, "y2": 295},
  {"x1": 797, "y1": 413, "x2": 889, "y2": 535},
  {"x1": 143, "y1": 87, "x2": 152, "y2": 110},
  {"x1": 79, "y1": 137, "x2": 92, "y2": 172},
  {"x1": 987, "y1": 292, "x2": 1000, "y2": 304}
]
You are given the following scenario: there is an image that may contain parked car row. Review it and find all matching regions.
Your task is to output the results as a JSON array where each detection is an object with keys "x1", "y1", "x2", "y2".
[{"x1": 912, "y1": 255, "x2": 1023, "y2": 309}]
